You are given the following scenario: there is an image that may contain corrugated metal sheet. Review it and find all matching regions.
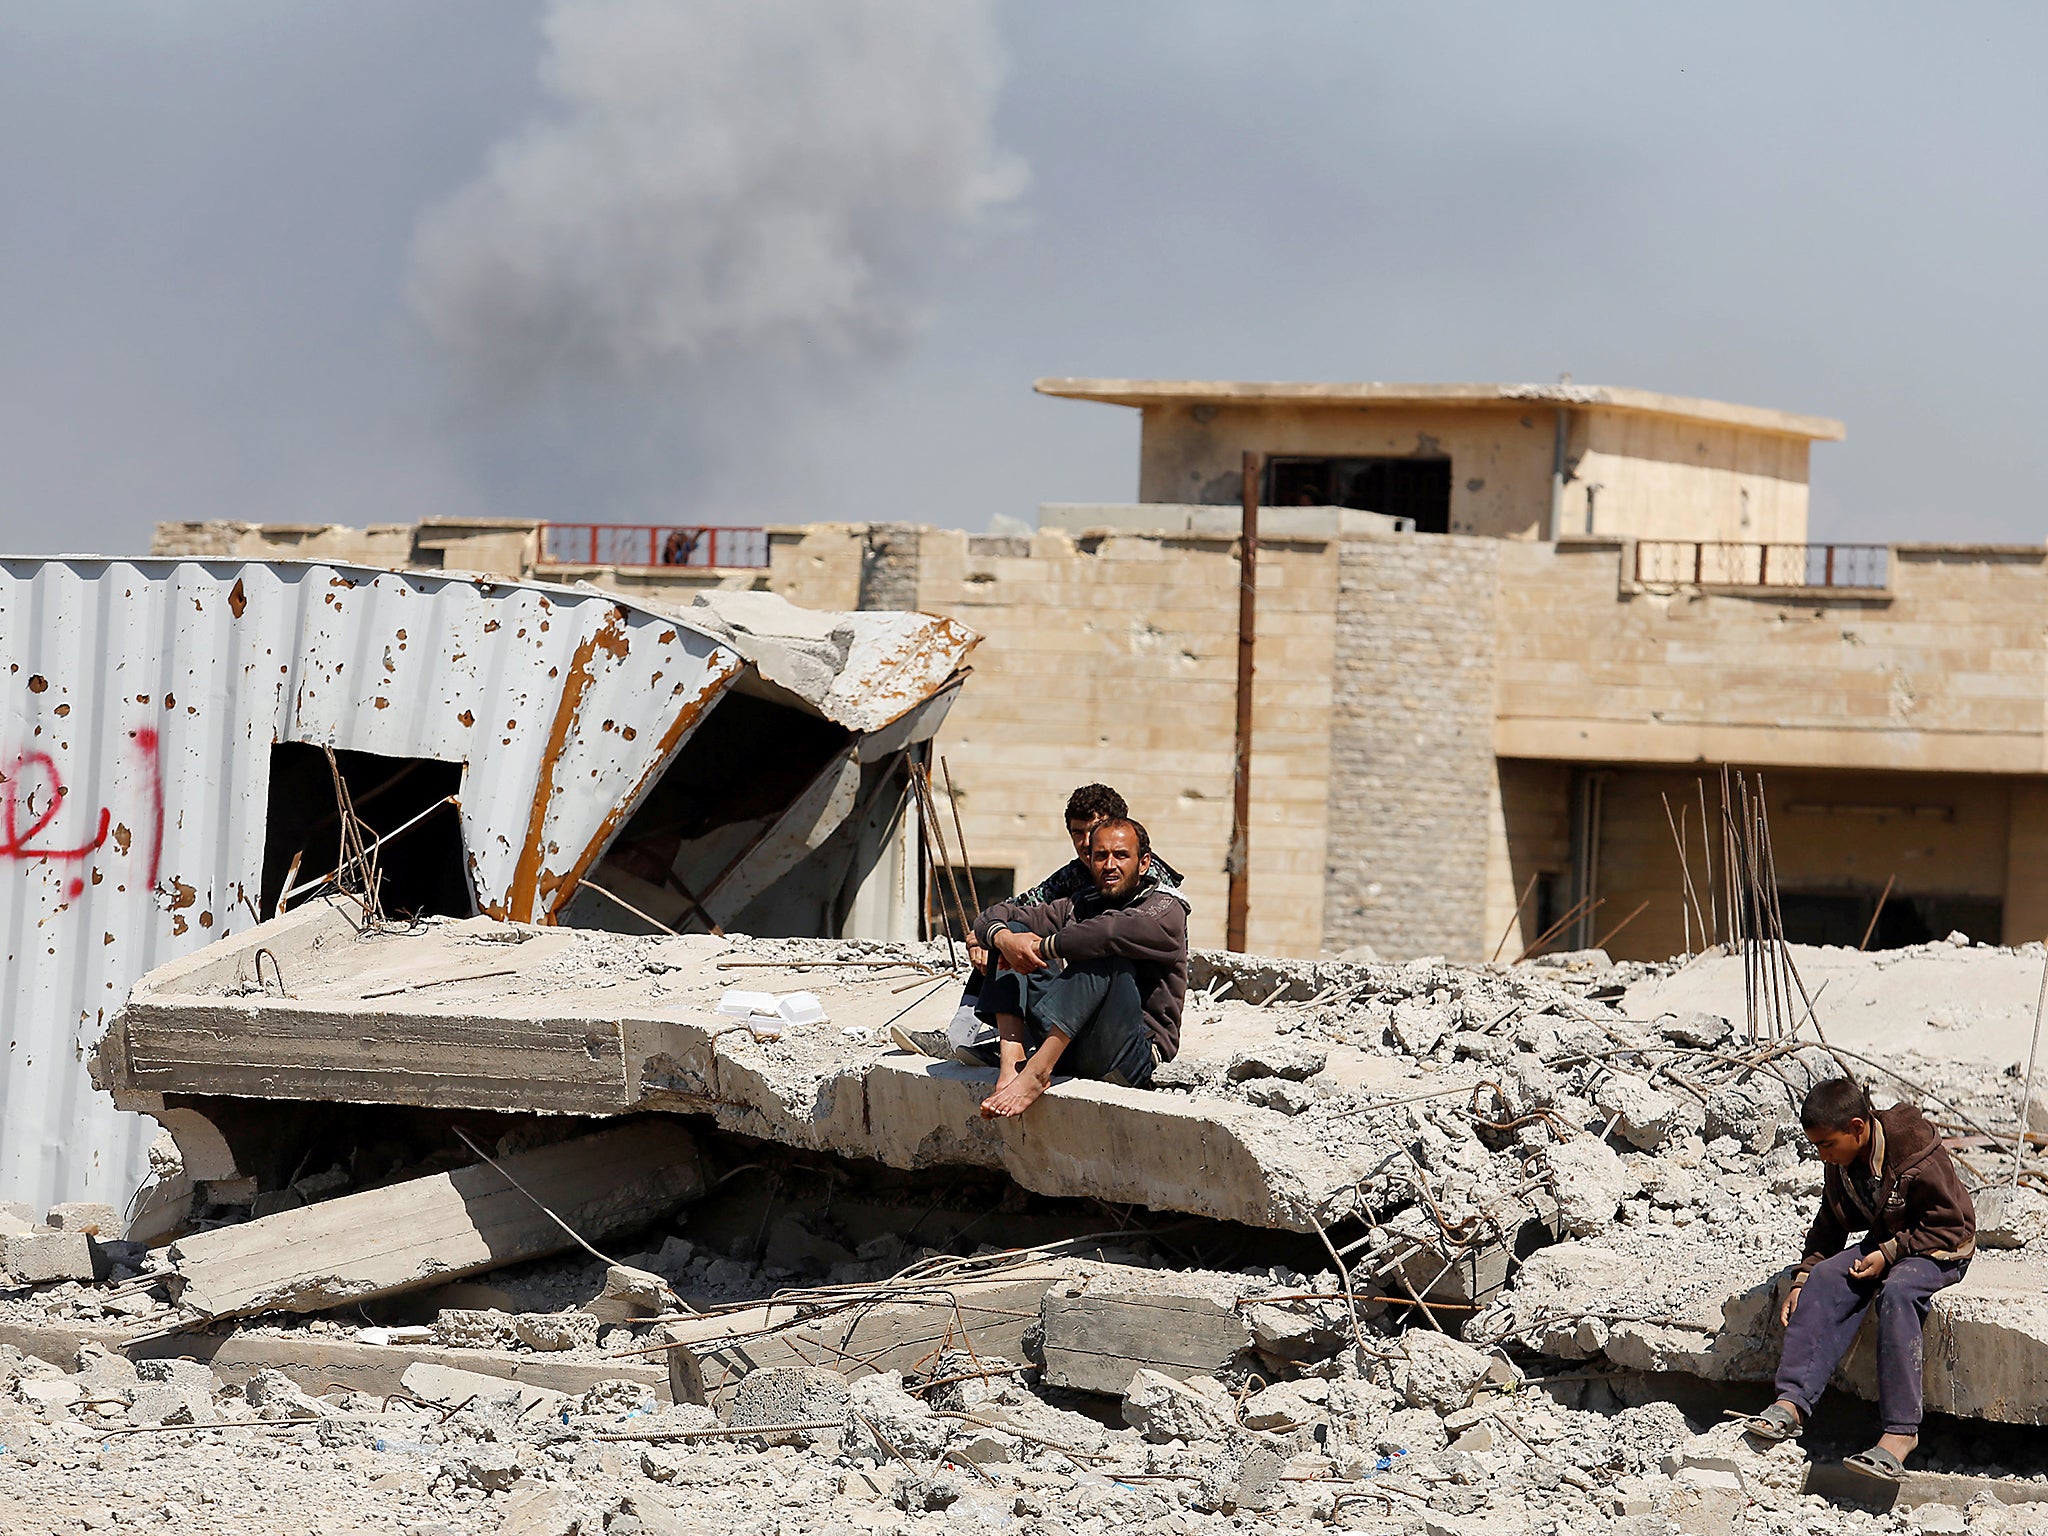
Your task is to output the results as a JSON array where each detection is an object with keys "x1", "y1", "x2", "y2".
[{"x1": 0, "y1": 558, "x2": 742, "y2": 1211}]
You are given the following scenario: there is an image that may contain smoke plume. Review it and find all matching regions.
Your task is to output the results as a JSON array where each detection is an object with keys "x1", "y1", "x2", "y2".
[{"x1": 408, "y1": 0, "x2": 1024, "y2": 387}]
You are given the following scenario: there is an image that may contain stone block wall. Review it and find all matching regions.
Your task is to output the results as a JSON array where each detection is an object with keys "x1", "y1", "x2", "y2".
[
  {"x1": 1322, "y1": 534, "x2": 1502, "y2": 960},
  {"x1": 912, "y1": 527, "x2": 1338, "y2": 957}
]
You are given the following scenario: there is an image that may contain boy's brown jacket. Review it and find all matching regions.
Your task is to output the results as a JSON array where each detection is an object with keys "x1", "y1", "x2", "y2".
[{"x1": 1797, "y1": 1103, "x2": 1976, "y2": 1277}]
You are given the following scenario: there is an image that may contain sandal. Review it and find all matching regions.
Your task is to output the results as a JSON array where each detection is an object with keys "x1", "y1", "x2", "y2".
[
  {"x1": 1737, "y1": 1402, "x2": 1803, "y2": 1442},
  {"x1": 1841, "y1": 1445, "x2": 1907, "y2": 1482}
]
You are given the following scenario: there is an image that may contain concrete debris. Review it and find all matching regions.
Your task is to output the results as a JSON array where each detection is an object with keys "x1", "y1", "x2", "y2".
[
  {"x1": 0, "y1": 1231, "x2": 99, "y2": 1285},
  {"x1": 1541, "y1": 1134, "x2": 1632, "y2": 1237},
  {"x1": 30, "y1": 927, "x2": 2048, "y2": 1526},
  {"x1": 165, "y1": 1121, "x2": 708, "y2": 1317},
  {"x1": 1038, "y1": 1268, "x2": 1254, "y2": 1395},
  {"x1": 726, "y1": 1365, "x2": 849, "y2": 1445},
  {"x1": 582, "y1": 1264, "x2": 673, "y2": 1323}
]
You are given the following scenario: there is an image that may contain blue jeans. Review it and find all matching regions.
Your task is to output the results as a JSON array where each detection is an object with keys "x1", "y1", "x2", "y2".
[
  {"x1": 970, "y1": 956, "x2": 1158, "y2": 1089},
  {"x1": 1775, "y1": 1243, "x2": 1966, "y2": 1436}
]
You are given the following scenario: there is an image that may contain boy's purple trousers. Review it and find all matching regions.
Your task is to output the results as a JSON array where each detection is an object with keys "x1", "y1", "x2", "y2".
[{"x1": 1774, "y1": 1243, "x2": 1967, "y2": 1435}]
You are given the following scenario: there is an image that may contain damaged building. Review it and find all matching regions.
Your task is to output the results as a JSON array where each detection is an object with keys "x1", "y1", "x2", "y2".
[
  {"x1": 157, "y1": 376, "x2": 2048, "y2": 969},
  {"x1": 0, "y1": 558, "x2": 975, "y2": 1209}
]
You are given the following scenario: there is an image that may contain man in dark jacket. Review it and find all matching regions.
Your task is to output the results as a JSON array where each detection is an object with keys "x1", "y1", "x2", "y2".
[
  {"x1": 1743, "y1": 1077, "x2": 1976, "y2": 1480},
  {"x1": 969, "y1": 817, "x2": 1188, "y2": 1118}
]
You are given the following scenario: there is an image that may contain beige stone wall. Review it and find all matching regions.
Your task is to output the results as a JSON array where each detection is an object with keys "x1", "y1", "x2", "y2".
[
  {"x1": 1566, "y1": 415, "x2": 1809, "y2": 543},
  {"x1": 151, "y1": 520, "x2": 416, "y2": 564},
  {"x1": 1322, "y1": 534, "x2": 1502, "y2": 960},
  {"x1": 1494, "y1": 541, "x2": 2048, "y2": 774},
  {"x1": 1488, "y1": 759, "x2": 1573, "y2": 959},
  {"x1": 767, "y1": 525, "x2": 866, "y2": 611},
  {"x1": 910, "y1": 527, "x2": 1337, "y2": 956}
]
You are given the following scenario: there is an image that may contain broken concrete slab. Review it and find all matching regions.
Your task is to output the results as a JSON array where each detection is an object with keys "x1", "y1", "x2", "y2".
[
  {"x1": 1, "y1": 1232, "x2": 98, "y2": 1285},
  {"x1": 0, "y1": 1318, "x2": 670, "y2": 1403},
  {"x1": 1494, "y1": 1237, "x2": 2048, "y2": 1427},
  {"x1": 102, "y1": 900, "x2": 1453, "y2": 1234},
  {"x1": 45, "y1": 1202, "x2": 121, "y2": 1237},
  {"x1": 165, "y1": 1120, "x2": 706, "y2": 1318},
  {"x1": 1037, "y1": 1268, "x2": 1255, "y2": 1396},
  {"x1": 661, "y1": 1263, "x2": 1071, "y2": 1408}
]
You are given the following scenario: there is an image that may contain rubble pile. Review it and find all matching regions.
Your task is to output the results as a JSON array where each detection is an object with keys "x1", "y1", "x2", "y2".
[{"x1": 17, "y1": 929, "x2": 2048, "y2": 1530}]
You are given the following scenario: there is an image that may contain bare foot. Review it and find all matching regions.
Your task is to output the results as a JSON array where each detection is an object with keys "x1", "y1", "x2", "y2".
[
  {"x1": 981, "y1": 1070, "x2": 1049, "y2": 1118},
  {"x1": 1876, "y1": 1431, "x2": 1917, "y2": 1464}
]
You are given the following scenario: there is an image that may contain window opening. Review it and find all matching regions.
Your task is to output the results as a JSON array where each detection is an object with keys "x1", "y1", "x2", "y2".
[
  {"x1": 260, "y1": 745, "x2": 469, "y2": 921},
  {"x1": 1265, "y1": 456, "x2": 1452, "y2": 533}
]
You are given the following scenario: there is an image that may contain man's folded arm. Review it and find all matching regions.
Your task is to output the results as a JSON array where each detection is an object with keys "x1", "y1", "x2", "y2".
[{"x1": 1043, "y1": 893, "x2": 1187, "y2": 966}]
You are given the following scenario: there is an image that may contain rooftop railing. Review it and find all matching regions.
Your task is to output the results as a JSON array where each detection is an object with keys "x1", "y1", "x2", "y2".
[
  {"x1": 538, "y1": 523, "x2": 770, "y2": 570},
  {"x1": 1633, "y1": 540, "x2": 1889, "y2": 591}
]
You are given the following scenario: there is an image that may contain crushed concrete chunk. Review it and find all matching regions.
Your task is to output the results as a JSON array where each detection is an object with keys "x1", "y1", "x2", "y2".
[
  {"x1": 513, "y1": 1311, "x2": 600, "y2": 1352},
  {"x1": 843, "y1": 1373, "x2": 946, "y2": 1460},
  {"x1": 727, "y1": 1366, "x2": 849, "y2": 1445},
  {"x1": 45, "y1": 1201, "x2": 120, "y2": 1237},
  {"x1": 244, "y1": 1367, "x2": 332, "y2": 1420},
  {"x1": 1976, "y1": 1185, "x2": 2048, "y2": 1249},
  {"x1": 1396, "y1": 1330, "x2": 1496, "y2": 1413},
  {"x1": 1121, "y1": 1368, "x2": 1233, "y2": 1444},
  {"x1": 1541, "y1": 1136, "x2": 1630, "y2": 1237},
  {"x1": 584, "y1": 1263, "x2": 673, "y2": 1323},
  {"x1": 1593, "y1": 1070, "x2": 1681, "y2": 1151},
  {"x1": 432, "y1": 1309, "x2": 521, "y2": 1350},
  {"x1": 1668, "y1": 1465, "x2": 1743, "y2": 1535},
  {"x1": 1225, "y1": 1043, "x2": 1328, "y2": 1082},
  {"x1": 0, "y1": 1231, "x2": 97, "y2": 1285}
]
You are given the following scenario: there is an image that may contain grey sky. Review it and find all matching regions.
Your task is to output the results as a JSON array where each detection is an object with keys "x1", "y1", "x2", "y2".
[{"x1": 1, "y1": 3, "x2": 2042, "y2": 555}]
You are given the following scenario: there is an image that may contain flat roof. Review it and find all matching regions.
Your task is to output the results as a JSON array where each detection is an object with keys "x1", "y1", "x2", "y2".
[{"x1": 1033, "y1": 378, "x2": 1846, "y2": 442}]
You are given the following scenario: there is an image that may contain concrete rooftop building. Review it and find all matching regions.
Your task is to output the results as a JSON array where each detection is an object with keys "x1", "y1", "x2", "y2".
[{"x1": 153, "y1": 375, "x2": 2048, "y2": 965}]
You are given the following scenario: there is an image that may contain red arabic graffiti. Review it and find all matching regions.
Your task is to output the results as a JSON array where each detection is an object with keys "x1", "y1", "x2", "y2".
[{"x1": 1, "y1": 727, "x2": 163, "y2": 899}]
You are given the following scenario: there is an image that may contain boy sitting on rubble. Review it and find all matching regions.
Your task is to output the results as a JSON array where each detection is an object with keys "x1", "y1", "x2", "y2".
[
  {"x1": 1744, "y1": 1076, "x2": 1975, "y2": 1481},
  {"x1": 966, "y1": 816, "x2": 1189, "y2": 1117}
]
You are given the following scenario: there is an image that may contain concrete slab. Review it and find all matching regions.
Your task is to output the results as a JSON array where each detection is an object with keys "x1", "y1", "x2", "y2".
[
  {"x1": 0, "y1": 1319, "x2": 670, "y2": 1402},
  {"x1": 660, "y1": 1263, "x2": 1070, "y2": 1407},
  {"x1": 1498, "y1": 1238, "x2": 2048, "y2": 1427},
  {"x1": 99, "y1": 900, "x2": 1463, "y2": 1234},
  {"x1": 166, "y1": 1121, "x2": 707, "y2": 1318},
  {"x1": 1624, "y1": 942, "x2": 2048, "y2": 1066}
]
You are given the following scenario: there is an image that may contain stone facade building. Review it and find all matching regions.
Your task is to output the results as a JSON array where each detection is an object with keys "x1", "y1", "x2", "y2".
[{"x1": 158, "y1": 377, "x2": 2048, "y2": 963}]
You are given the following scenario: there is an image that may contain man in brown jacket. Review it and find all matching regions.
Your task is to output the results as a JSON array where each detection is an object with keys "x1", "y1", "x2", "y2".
[
  {"x1": 968, "y1": 817, "x2": 1188, "y2": 1118},
  {"x1": 1744, "y1": 1076, "x2": 1976, "y2": 1480}
]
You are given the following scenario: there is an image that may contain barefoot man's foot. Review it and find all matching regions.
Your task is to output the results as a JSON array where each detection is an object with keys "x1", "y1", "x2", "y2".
[{"x1": 982, "y1": 1070, "x2": 1049, "y2": 1118}]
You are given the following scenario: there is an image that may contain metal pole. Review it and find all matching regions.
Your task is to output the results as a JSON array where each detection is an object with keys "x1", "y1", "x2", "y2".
[
  {"x1": 1227, "y1": 450, "x2": 1260, "y2": 952},
  {"x1": 2013, "y1": 949, "x2": 2048, "y2": 1194}
]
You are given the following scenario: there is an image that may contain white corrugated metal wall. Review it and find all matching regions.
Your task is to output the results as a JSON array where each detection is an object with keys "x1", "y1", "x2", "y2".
[{"x1": 0, "y1": 559, "x2": 741, "y2": 1212}]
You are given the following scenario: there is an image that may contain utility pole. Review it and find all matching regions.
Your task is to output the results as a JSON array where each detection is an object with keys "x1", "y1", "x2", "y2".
[{"x1": 1226, "y1": 451, "x2": 1259, "y2": 951}]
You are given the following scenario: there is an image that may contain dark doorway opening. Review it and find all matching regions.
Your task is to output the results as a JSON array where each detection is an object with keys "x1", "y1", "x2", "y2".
[
  {"x1": 1777, "y1": 891, "x2": 2003, "y2": 951},
  {"x1": 260, "y1": 745, "x2": 469, "y2": 921},
  {"x1": 1266, "y1": 456, "x2": 1453, "y2": 533}
]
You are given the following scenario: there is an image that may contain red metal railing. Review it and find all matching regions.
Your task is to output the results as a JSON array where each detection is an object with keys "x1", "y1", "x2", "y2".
[
  {"x1": 538, "y1": 523, "x2": 770, "y2": 570},
  {"x1": 1633, "y1": 541, "x2": 1889, "y2": 591}
]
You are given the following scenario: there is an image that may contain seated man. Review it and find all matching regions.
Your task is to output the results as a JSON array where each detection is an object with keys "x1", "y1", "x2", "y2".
[
  {"x1": 968, "y1": 817, "x2": 1189, "y2": 1118},
  {"x1": 897, "y1": 784, "x2": 1183, "y2": 1062}
]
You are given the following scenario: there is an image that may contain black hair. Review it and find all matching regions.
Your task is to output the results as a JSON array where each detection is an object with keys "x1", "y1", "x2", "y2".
[
  {"x1": 1800, "y1": 1076, "x2": 1873, "y2": 1133},
  {"x1": 1065, "y1": 784, "x2": 1128, "y2": 824},
  {"x1": 1087, "y1": 816, "x2": 1151, "y2": 861}
]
